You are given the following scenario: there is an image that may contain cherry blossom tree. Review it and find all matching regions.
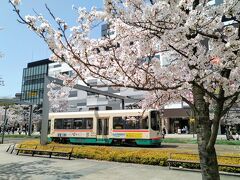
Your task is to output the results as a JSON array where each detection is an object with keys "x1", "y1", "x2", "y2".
[
  {"x1": 10, "y1": 0, "x2": 240, "y2": 179},
  {"x1": 0, "y1": 104, "x2": 41, "y2": 134},
  {"x1": 225, "y1": 110, "x2": 240, "y2": 127},
  {"x1": 223, "y1": 101, "x2": 240, "y2": 138},
  {"x1": 48, "y1": 83, "x2": 69, "y2": 112}
]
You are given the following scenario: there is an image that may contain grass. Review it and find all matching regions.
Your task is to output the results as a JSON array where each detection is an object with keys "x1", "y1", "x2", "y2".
[
  {"x1": 2, "y1": 134, "x2": 40, "y2": 138},
  {"x1": 162, "y1": 138, "x2": 240, "y2": 145},
  {"x1": 162, "y1": 138, "x2": 197, "y2": 144},
  {"x1": 215, "y1": 139, "x2": 240, "y2": 145}
]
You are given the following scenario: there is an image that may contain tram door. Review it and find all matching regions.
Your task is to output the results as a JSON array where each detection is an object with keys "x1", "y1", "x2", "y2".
[{"x1": 97, "y1": 118, "x2": 109, "y2": 136}]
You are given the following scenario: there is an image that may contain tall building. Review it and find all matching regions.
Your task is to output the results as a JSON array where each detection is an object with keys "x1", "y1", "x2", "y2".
[{"x1": 21, "y1": 59, "x2": 53, "y2": 105}]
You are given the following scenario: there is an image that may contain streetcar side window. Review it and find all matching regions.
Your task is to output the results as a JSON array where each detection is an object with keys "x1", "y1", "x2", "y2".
[
  {"x1": 54, "y1": 118, "x2": 73, "y2": 129},
  {"x1": 113, "y1": 117, "x2": 124, "y2": 129},
  {"x1": 54, "y1": 119, "x2": 63, "y2": 129},
  {"x1": 113, "y1": 116, "x2": 148, "y2": 129},
  {"x1": 63, "y1": 119, "x2": 73, "y2": 129},
  {"x1": 141, "y1": 116, "x2": 149, "y2": 129},
  {"x1": 73, "y1": 118, "x2": 93, "y2": 129},
  {"x1": 54, "y1": 118, "x2": 93, "y2": 129}
]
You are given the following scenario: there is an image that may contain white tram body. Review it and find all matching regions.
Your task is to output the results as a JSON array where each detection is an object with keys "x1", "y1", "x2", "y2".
[{"x1": 48, "y1": 109, "x2": 162, "y2": 146}]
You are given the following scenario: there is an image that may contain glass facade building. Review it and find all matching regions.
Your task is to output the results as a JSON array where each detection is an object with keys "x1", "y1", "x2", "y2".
[{"x1": 21, "y1": 59, "x2": 52, "y2": 105}]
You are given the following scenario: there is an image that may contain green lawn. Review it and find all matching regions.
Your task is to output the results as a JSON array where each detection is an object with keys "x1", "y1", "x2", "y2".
[
  {"x1": 162, "y1": 138, "x2": 240, "y2": 145},
  {"x1": 2, "y1": 134, "x2": 40, "y2": 138}
]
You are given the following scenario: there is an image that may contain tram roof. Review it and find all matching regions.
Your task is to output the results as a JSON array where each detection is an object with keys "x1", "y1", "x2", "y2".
[{"x1": 49, "y1": 109, "x2": 156, "y2": 117}]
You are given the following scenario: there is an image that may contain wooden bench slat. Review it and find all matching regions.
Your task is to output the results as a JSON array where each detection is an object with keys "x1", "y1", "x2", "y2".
[
  {"x1": 219, "y1": 164, "x2": 240, "y2": 168},
  {"x1": 167, "y1": 159, "x2": 200, "y2": 164},
  {"x1": 15, "y1": 144, "x2": 74, "y2": 160},
  {"x1": 168, "y1": 153, "x2": 240, "y2": 170}
]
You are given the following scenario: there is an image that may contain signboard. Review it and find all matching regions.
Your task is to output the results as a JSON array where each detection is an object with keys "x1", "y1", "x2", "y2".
[
  {"x1": 126, "y1": 132, "x2": 142, "y2": 138},
  {"x1": 190, "y1": 118, "x2": 195, "y2": 123},
  {"x1": 28, "y1": 91, "x2": 37, "y2": 97},
  {"x1": 112, "y1": 132, "x2": 143, "y2": 139}
]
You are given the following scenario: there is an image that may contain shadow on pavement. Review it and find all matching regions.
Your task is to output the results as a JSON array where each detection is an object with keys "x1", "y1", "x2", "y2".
[
  {"x1": 0, "y1": 160, "x2": 83, "y2": 180},
  {"x1": 161, "y1": 144, "x2": 179, "y2": 148}
]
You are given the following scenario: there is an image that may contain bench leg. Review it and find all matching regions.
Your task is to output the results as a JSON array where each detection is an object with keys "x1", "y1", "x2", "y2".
[
  {"x1": 16, "y1": 150, "x2": 20, "y2": 155},
  {"x1": 10, "y1": 147, "x2": 15, "y2": 154},
  {"x1": 32, "y1": 151, "x2": 35, "y2": 156},
  {"x1": 6, "y1": 145, "x2": 11, "y2": 152},
  {"x1": 69, "y1": 153, "x2": 71, "y2": 160},
  {"x1": 49, "y1": 152, "x2": 52, "y2": 158}
]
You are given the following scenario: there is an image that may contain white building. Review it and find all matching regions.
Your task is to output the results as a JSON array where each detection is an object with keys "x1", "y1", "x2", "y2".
[{"x1": 48, "y1": 62, "x2": 143, "y2": 111}]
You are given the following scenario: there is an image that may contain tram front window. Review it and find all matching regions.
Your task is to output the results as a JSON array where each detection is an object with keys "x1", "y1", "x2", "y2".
[{"x1": 151, "y1": 111, "x2": 160, "y2": 131}]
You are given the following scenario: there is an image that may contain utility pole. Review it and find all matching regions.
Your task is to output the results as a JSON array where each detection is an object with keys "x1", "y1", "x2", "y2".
[
  {"x1": 41, "y1": 75, "x2": 50, "y2": 145},
  {"x1": 1, "y1": 106, "x2": 8, "y2": 144},
  {"x1": 28, "y1": 105, "x2": 33, "y2": 136}
]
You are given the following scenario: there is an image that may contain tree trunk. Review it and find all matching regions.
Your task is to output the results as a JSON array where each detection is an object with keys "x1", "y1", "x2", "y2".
[
  {"x1": 197, "y1": 120, "x2": 219, "y2": 180},
  {"x1": 193, "y1": 84, "x2": 220, "y2": 180}
]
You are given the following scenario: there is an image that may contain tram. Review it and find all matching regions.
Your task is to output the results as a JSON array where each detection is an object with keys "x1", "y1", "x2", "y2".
[{"x1": 48, "y1": 109, "x2": 162, "y2": 146}]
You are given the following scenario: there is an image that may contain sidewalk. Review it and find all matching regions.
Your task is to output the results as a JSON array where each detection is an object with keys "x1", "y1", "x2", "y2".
[
  {"x1": 165, "y1": 133, "x2": 227, "y2": 140},
  {"x1": 0, "y1": 144, "x2": 238, "y2": 180}
]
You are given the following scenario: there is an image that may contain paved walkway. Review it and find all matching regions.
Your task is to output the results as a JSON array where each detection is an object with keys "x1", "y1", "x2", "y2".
[
  {"x1": 165, "y1": 134, "x2": 228, "y2": 139},
  {"x1": 0, "y1": 144, "x2": 239, "y2": 180}
]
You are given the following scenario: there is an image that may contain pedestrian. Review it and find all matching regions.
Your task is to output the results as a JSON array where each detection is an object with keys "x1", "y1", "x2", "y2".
[
  {"x1": 162, "y1": 127, "x2": 166, "y2": 139},
  {"x1": 185, "y1": 126, "x2": 189, "y2": 134},
  {"x1": 17, "y1": 128, "x2": 21, "y2": 135},
  {"x1": 236, "y1": 133, "x2": 239, "y2": 140}
]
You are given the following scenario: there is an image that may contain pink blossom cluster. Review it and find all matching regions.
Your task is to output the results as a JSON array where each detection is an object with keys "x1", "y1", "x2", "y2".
[{"x1": 11, "y1": 0, "x2": 240, "y2": 109}]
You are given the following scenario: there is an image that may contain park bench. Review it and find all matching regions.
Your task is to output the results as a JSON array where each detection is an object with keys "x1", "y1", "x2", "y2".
[
  {"x1": 15, "y1": 144, "x2": 74, "y2": 160},
  {"x1": 167, "y1": 152, "x2": 240, "y2": 172},
  {"x1": 6, "y1": 144, "x2": 16, "y2": 154}
]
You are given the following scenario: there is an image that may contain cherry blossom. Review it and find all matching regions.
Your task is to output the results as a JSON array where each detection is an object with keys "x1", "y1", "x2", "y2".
[
  {"x1": 10, "y1": 1, "x2": 240, "y2": 179},
  {"x1": 11, "y1": 0, "x2": 21, "y2": 6}
]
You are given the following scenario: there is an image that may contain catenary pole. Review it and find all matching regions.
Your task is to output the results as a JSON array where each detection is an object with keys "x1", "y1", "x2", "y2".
[{"x1": 40, "y1": 75, "x2": 50, "y2": 145}]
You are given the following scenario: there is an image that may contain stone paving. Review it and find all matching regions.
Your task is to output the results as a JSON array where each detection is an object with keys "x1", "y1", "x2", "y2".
[{"x1": 0, "y1": 144, "x2": 239, "y2": 180}]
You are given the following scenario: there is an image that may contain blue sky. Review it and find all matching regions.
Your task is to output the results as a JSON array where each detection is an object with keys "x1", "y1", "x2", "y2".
[{"x1": 0, "y1": 0, "x2": 103, "y2": 98}]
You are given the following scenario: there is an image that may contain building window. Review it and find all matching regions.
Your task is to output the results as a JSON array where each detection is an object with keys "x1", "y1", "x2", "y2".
[
  {"x1": 53, "y1": 64, "x2": 62, "y2": 68},
  {"x1": 87, "y1": 79, "x2": 98, "y2": 86},
  {"x1": 61, "y1": 70, "x2": 73, "y2": 77},
  {"x1": 69, "y1": 91, "x2": 77, "y2": 97},
  {"x1": 87, "y1": 92, "x2": 97, "y2": 96},
  {"x1": 77, "y1": 102, "x2": 87, "y2": 106}
]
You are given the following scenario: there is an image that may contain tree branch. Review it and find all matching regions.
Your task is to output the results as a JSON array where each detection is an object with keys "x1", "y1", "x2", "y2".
[
  {"x1": 181, "y1": 95, "x2": 198, "y2": 113},
  {"x1": 222, "y1": 92, "x2": 240, "y2": 117}
]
